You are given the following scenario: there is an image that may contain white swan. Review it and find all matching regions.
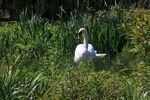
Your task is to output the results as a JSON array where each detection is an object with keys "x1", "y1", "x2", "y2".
[{"x1": 74, "y1": 28, "x2": 106, "y2": 64}]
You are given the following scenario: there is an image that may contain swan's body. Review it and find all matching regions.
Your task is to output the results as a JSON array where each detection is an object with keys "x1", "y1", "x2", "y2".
[
  {"x1": 74, "y1": 44, "x2": 96, "y2": 63},
  {"x1": 74, "y1": 28, "x2": 106, "y2": 64}
]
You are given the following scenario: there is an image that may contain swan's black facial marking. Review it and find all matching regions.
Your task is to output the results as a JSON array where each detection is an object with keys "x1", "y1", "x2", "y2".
[
  {"x1": 78, "y1": 31, "x2": 82, "y2": 36},
  {"x1": 76, "y1": 31, "x2": 82, "y2": 39}
]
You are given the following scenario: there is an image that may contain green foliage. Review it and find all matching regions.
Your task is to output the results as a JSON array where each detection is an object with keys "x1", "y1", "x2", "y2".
[
  {"x1": 0, "y1": 6, "x2": 150, "y2": 99},
  {"x1": 120, "y1": 9, "x2": 150, "y2": 55},
  {"x1": 122, "y1": 77, "x2": 150, "y2": 100},
  {"x1": 0, "y1": 66, "x2": 43, "y2": 100}
]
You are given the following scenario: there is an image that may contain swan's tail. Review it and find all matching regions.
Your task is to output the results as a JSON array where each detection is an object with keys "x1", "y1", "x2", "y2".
[
  {"x1": 95, "y1": 51, "x2": 106, "y2": 58},
  {"x1": 96, "y1": 53, "x2": 107, "y2": 58}
]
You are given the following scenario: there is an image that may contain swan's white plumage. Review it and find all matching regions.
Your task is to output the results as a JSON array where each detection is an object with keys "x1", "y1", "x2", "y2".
[
  {"x1": 74, "y1": 28, "x2": 106, "y2": 64},
  {"x1": 74, "y1": 44, "x2": 96, "y2": 63}
]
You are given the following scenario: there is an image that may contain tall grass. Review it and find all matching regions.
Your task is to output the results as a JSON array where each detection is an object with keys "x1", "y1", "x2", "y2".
[
  {"x1": 0, "y1": 65, "x2": 43, "y2": 99},
  {"x1": 0, "y1": 5, "x2": 150, "y2": 99}
]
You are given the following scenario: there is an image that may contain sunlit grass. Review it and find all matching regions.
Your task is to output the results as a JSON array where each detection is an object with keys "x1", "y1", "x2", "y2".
[{"x1": 0, "y1": 7, "x2": 149, "y2": 99}]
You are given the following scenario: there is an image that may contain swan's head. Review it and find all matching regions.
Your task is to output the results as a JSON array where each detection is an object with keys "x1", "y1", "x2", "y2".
[{"x1": 77, "y1": 28, "x2": 87, "y2": 38}]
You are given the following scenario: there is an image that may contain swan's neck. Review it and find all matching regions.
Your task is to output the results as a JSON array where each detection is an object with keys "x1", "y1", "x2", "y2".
[{"x1": 82, "y1": 31, "x2": 88, "y2": 49}]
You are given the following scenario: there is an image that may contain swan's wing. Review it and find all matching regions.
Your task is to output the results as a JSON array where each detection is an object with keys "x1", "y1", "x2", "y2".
[
  {"x1": 87, "y1": 44, "x2": 96, "y2": 60},
  {"x1": 88, "y1": 44, "x2": 106, "y2": 58},
  {"x1": 88, "y1": 44, "x2": 95, "y2": 53}
]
